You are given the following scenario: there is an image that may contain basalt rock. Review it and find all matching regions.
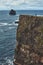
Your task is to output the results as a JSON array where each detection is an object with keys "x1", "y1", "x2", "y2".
[
  {"x1": 9, "y1": 9, "x2": 16, "y2": 15},
  {"x1": 14, "y1": 15, "x2": 43, "y2": 65}
]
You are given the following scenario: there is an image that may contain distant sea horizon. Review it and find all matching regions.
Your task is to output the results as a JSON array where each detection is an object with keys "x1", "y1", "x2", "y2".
[{"x1": 0, "y1": 10, "x2": 43, "y2": 16}]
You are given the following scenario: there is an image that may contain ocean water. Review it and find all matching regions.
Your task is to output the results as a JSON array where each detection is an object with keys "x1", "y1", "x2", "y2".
[{"x1": 0, "y1": 10, "x2": 43, "y2": 65}]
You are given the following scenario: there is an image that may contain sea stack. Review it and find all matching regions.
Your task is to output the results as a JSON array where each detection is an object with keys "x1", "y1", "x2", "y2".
[
  {"x1": 14, "y1": 15, "x2": 43, "y2": 65},
  {"x1": 9, "y1": 9, "x2": 16, "y2": 15}
]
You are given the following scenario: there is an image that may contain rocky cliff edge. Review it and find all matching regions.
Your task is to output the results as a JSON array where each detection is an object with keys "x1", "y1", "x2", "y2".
[{"x1": 14, "y1": 15, "x2": 43, "y2": 65}]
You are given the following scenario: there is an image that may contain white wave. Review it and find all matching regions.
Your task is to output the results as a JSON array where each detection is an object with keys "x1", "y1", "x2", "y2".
[
  {"x1": 15, "y1": 19, "x2": 19, "y2": 22},
  {"x1": 0, "y1": 23, "x2": 8, "y2": 26},
  {"x1": 0, "y1": 22, "x2": 18, "y2": 26},
  {"x1": 7, "y1": 23, "x2": 12, "y2": 26},
  {"x1": 0, "y1": 57, "x2": 14, "y2": 65},
  {"x1": 9, "y1": 27, "x2": 15, "y2": 29},
  {"x1": 6, "y1": 59, "x2": 13, "y2": 65},
  {"x1": 5, "y1": 57, "x2": 14, "y2": 65}
]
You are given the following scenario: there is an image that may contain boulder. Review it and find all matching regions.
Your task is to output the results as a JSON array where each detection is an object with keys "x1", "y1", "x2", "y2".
[
  {"x1": 14, "y1": 15, "x2": 43, "y2": 65},
  {"x1": 9, "y1": 9, "x2": 16, "y2": 15}
]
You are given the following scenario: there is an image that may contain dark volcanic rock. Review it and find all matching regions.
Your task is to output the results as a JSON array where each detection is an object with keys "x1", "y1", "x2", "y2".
[
  {"x1": 14, "y1": 15, "x2": 43, "y2": 65},
  {"x1": 15, "y1": 21, "x2": 19, "y2": 24},
  {"x1": 9, "y1": 9, "x2": 16, "y2": 15}
]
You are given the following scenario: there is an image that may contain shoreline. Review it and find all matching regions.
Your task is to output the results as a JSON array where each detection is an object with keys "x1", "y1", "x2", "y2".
[{"x1": 14, "y1": 15, "x2": 43, "y2": 65}]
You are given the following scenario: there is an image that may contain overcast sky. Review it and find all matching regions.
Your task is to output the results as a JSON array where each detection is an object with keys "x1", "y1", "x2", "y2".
[{"x1": 0, "y1": 0, "x2": 43, "y2": 10}]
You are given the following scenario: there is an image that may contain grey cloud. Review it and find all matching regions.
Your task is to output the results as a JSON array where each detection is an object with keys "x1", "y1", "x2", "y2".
[{"x1": 0, "y1": 0, "x2": 43, "y2": 10}]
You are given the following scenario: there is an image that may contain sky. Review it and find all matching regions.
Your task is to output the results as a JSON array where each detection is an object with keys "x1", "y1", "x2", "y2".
[{"x1": 0, "y1": 0, "x2": 43, "y2": 10}]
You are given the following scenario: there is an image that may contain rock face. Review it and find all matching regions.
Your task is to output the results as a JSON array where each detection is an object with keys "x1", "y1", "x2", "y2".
[
  {"x1": 14, "y1": 15, "x2": 43, "y2": 65},
  {"x1": 9, "y1": 9, "x2": 16, "y2": 15}
]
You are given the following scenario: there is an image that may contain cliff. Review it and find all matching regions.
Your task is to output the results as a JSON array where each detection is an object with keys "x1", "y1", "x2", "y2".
[{"x1": 14, "y1": 15, "x2": 43, "y2": 65}]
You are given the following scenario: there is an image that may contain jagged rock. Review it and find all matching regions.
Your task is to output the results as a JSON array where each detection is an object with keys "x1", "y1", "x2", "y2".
[
  {"x1": 9, "y1": 9, "x2": 16, "y2": 15},
  {"x1": 14, "y1": 15, "x2": 43, "y2": 65}
]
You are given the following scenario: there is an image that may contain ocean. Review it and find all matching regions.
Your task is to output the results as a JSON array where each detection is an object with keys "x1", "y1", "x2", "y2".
[{"x1": 0, "y1": 10, "x2": 43, "y2": 65}]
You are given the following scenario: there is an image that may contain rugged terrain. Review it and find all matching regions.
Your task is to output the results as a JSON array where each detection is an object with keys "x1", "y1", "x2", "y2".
[{"x1": 14, "y1": 15, "x2": 43, "y2": 65}]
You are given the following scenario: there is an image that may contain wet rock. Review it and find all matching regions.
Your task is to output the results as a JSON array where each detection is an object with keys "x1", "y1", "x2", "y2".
[
  {"x1": 9, "y1": 9, "x2": 16, "y2": 15},
  {"x1": 14, "y1": 15, "x2": 43, "y2": 65}
]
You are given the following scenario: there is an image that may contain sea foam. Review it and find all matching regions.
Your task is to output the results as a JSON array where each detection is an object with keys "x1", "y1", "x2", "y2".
[
  {"x1": 0, "y1": 22, "x2": 18, "y2": 26},
  {"x1": 5, "y1": 57, "x2": 13, "y2": 65}
]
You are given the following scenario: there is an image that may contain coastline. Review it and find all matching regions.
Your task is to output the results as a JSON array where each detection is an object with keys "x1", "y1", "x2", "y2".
[{"x1": 14, "y1": 15, "x2": 43, "y2": 65}]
